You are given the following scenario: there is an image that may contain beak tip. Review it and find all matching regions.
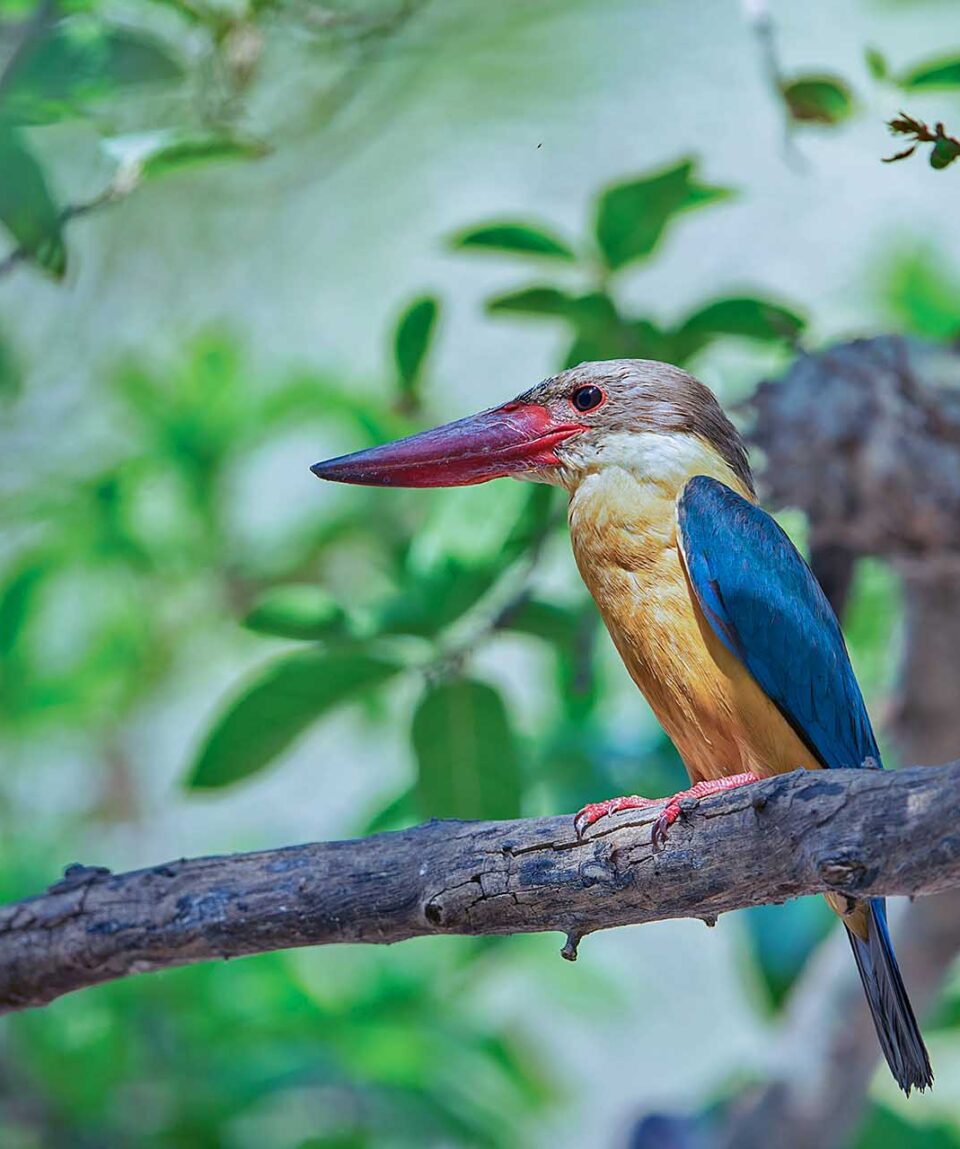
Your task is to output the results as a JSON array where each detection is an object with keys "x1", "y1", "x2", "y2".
[{"x1": 310, "y1": 456, "x2": 373, "y2": 485}]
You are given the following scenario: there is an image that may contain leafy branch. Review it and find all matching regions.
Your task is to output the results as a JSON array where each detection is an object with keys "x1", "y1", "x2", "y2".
[
  {"x1": 885, "y1": 113, "x2": 960, "y2": 170},
  {"x1": 0, "y1": 133, "x2": 267, "y2": 280},
  {"x1": 450, "y1": 156, "x2": 806, "y2": 372},
  {"x1": 0, "y1": 0, "x2": 423, "y2": 280}
]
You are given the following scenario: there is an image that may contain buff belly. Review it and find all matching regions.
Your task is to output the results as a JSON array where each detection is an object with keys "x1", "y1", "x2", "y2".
[{"x1": 567, "y1": 467, "x2": 822, "y2": 786}]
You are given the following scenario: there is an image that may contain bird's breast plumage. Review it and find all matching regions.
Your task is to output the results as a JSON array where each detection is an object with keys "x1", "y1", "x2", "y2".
[{"x1": 567, "y1": 451, "x2": 821, "y2": 783}]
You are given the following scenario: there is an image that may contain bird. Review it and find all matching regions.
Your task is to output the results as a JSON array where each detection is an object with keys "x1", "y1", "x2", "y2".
[{"x1": 311, "y1": 358, "x2": 933, "y2": 1095}]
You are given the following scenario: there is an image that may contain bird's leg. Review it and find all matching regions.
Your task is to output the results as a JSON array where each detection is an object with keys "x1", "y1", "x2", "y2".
[
  {"x1": 648, "y1": 772, "x2": 761, "y2": 850},
  {"x1": 574, "y1": 771, "x2": 761, "y2": 850}
]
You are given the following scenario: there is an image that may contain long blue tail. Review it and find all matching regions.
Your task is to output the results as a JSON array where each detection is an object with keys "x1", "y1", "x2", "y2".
[{"x1": 845, "y1": 898, "x2": 933, "y2": 1095}]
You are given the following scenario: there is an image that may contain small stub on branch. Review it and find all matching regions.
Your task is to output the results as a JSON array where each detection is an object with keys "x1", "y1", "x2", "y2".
[
  {"x1": 818, "y1": 855, "x2": 870, "y2": 892},
  {"x1": 47, "y1": 863, "x2": 112, "y2": 894},
  {"x1": 561, "y1": 931, "x2": 582, "y2": 961}
]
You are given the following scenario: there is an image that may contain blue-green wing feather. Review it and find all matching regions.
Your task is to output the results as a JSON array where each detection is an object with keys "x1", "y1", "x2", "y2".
[{"x1": 677, "y1": 475, "x2": 879, "y2": 770}]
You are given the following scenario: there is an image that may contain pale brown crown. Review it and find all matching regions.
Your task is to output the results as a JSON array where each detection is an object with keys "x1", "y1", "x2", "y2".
[{"x1": 516, "y1": 359, "x2": 755, "y2": 495}]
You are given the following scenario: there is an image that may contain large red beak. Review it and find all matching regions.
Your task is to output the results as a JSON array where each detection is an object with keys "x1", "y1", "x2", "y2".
[{"x1": 311, "y1": 402, "x2": 585, "y2": 488}]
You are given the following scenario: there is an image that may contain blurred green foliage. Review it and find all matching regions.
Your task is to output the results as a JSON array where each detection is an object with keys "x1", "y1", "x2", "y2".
[
  {"x1": 882, "y1": 249, "x2": 960, "y2": 341},
  {"x1": 451, "y1": 157, "x2": 805, "y2": 370},
  {"x1": 0, "y1": 312, "x2": 567, "y2": 1142},
  {"x1": 0, "y1": 0, "x2": 420, "y2": 278},
  {"x1": 854, "y1": 1106, "x2": 960, "y2": 1149},
  {"x1": 0, "y1": 936, "x2": 552, "y2": 1147},
  {"x1": 780, "y1": 75, "x2": 855, "y2": 125},
  {"x1": 754, "y1": 33, "x2": 960, "y2": 164}
]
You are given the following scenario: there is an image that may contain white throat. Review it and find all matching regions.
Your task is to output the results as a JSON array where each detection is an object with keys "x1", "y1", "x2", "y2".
[{"x1": 561, "y1": 430, "x2": 739, "y2": 495}]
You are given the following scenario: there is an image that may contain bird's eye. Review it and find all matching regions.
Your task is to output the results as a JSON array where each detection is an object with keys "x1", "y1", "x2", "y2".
[{"x1": 571, "y1": 384, "x2": 604, "y2": 413}]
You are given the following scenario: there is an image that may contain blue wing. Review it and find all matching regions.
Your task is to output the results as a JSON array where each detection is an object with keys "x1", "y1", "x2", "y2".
[{"x1": 677, "y1": 475, "x2": 880, "y2": 770}]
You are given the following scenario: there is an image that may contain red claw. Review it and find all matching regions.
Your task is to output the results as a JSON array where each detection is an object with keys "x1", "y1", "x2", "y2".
[
  {"x1": 574, "y1": 772, "x2": 761, "y2": 850},
  {"x1": 573, "y1": 795, "x2": 659, "y2": 838}
]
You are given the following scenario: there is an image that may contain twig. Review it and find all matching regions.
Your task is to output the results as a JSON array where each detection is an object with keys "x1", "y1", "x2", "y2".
[
  {"x1": 0, "y1": 171, "x2": 135, "y2": 281},
  {"x1": 884, "y1": 112, "x2": 960, "y2": 169},
  {"x1": 741, "y1": 0, "x2": 808, "y2": 170},
  {"x1": 1, "y1": 761, "x2": 958, "y2": 1014}
]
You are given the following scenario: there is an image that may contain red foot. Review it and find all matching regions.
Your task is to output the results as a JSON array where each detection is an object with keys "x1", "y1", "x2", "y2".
[
  {"x1": 573, "y1": 795, "x2": 660, "y2": 838},
  {"x1": 574, "y1": 772, "x2": 761, "y2": 851}
]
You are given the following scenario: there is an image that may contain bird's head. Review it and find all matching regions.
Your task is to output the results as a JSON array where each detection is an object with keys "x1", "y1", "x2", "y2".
[{"x1": 311, "y1": 359, "x2": 753, "y2": 495}]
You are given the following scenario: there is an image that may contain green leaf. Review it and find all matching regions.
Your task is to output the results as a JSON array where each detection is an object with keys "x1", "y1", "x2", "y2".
[
  {"x1": 500, "y1": 597, "x2": 599, "y2": 720},
  {"x1": 930, "y1": 136, "x2": 960, "y2": 170},
  {"x1": 865, "y1": 47, "x2": 888, "y2": 82},
  {"x1": 2, "y1": 26, "x2": 182, "y2": 125},
  {"x1": 780, "y1": 76, "x2": 855, "y2": 125},
  {"x1": 568, "y1": 290, "x2": 622, "y2": 331},
  {"x1": 499, "y1": 598, "x2": 578, "y2": 647},
  {"x1": 377, "y1": 562, "x2": 499, "y2": 638},
  {"x1": 883, "y1": 250, "x2": 960, "y2": 339},
  {"x1": 500, "y1": 483, "x2": 557, "y2": 559},
  {"x1": 385, "y1": 486, "x2": 558, "y2": 638},
  {"x1": 744, "y1": 899, "x2": 833, "y2": 1008},
  {"x1": 485, "y1": 286, "x2": 578, "y2": 318},
  {"x1": 140, "y1": 135, "x2": 268, "y2": 180},
  {"x1": 101, "y1": 30, "x2": 182, "y2": 85},
  {"x1": 362, "y1": 784, "x2": 418, "y2": 835},
  {"x1": 450, "y1": 222, "x2": 575, "y2": 260},
  {"x1": 244, "y1": 586, "x2": 347, "y2": 641},
  {"x1": 188, "y1": 650, "x2": 401, "y2": 789},
  {"x1": 412, "y1": 678, "x2": 522, "y2": 820},
  {"x1": 899, "y1": 56, "x2": 960, "y2": 91},
  {"x1": 0, "y1": 559, "x2": 46, "y2": 657},
  {"x1": 854, "y1": 1105, "x2": 960, "y2": 1149},
  {"x1": 393, "y1": 296, "x2": 439, "y2": 400},
  {"x1": 594, "y1": 158, "x2": 732, "y2": 271},
  {"x1": 0, "y1": 329, "x2": 21, "y2": 399},
  {"x1": 678, "y1": 297, "x2": 806, "y2": 344},
  {"x1": 0, "y1": 126, "x2": 65, "y2": 276},
  {"x1": 560, "y1": 297, "x2": 678, "y2": 367},
  {"x1": 486, "y1": 285, "x2": 662, "y2": 364}
]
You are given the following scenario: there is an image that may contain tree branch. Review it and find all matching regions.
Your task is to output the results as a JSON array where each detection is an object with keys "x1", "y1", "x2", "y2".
[{"x1": 1, "y1": 762, "x2": 958, "y2": 1015}]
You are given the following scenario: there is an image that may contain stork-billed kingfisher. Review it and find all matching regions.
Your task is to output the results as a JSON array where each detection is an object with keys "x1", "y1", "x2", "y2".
[{"x1": 311, "y1": 358, "x2": 932, "y2": 1095}]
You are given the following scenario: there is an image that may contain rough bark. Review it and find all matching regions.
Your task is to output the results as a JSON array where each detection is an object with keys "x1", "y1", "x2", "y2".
[{"x1": 2, "y1": 762, "x2": 959, "y2": 1016}]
